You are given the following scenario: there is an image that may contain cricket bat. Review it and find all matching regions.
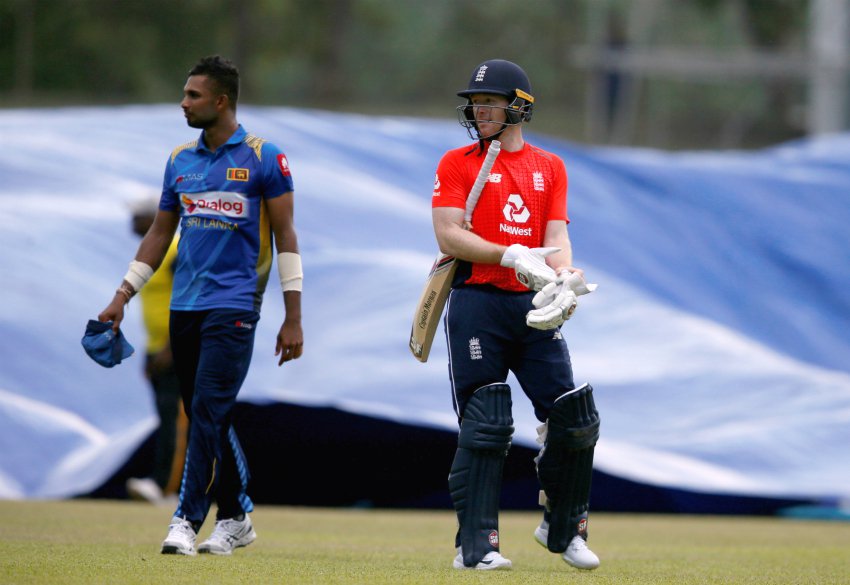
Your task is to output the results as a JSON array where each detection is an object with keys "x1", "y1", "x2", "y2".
[{"x1": 409, "y1": 140, "x2": 501, "y2": 362}]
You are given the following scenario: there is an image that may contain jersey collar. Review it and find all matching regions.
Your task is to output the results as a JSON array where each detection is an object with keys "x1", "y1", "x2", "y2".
[{"x1": 195, "y1": 124, "x2": 247, "y2": 153}]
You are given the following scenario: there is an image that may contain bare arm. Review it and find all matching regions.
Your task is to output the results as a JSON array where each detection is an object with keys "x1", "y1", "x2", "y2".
[
  {"x1": 433, "y1": 209, "x2": 583, "y2": 276},
  {"x1": 543, "y1": 220, "x2": 584, "y2": 279},
  {"x1": 267, "y1": 193, "x2": 304, "y2": 365},
  {"x1": 432, "y1": 207, "x2": 506, "y2": 263},
  {"x1": 134, "y1": 210, "x2": 180, "y2": 271},
  {"x1": 98, "y1": 209, "x2": 179, "y2": 332}
]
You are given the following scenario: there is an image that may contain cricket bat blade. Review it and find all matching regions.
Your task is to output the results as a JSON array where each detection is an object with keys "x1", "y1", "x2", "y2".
[{"x1": 408, "y1": 252, "x2": 457, "y2": 362}]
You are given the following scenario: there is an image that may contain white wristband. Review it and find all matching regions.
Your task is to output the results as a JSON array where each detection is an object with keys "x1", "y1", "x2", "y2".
[
  {"x1": 123, "y1": 260, "x2": 154, "y2": 292},
  {"x1": 277, "y1": 252, "x2": 303, "y2": 292}
]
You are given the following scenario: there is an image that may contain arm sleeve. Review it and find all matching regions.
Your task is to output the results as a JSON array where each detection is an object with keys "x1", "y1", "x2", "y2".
[
  {"x1": 547, "y1": 156, "x2": 569, "y2": 224},
  {"x1": 159, "y1": 157, "x2": 180, "y2": 212},
  {"x1": 432, "y1": 149, "x2": 469, "y2": 210},
  {"x1": 262, "y1": 142, "x2": 295, "y2": 199}
]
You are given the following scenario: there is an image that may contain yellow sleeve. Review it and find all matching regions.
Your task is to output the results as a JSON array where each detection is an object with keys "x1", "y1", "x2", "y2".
[{"x1": 138, "y1": 236, "x2": 179, "y2": 353}]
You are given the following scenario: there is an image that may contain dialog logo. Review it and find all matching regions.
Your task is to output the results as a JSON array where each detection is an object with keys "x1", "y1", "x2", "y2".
[{"x1": 180, "y1": 191, "x2": 248, "y2": 218}]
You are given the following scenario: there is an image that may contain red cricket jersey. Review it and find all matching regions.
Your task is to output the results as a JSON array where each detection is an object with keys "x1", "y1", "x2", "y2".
[{"x1": 432, "y1": 142, "x2": 569, "y2": 291}]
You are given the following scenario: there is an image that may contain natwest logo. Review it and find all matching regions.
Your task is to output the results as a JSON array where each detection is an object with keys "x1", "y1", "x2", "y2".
[
  {"x1": 180, "y1": 191, "x2": 248, "y2": 218},
  {"x1": 503, "y1": 193, "x2": 530, "y2": 223}
]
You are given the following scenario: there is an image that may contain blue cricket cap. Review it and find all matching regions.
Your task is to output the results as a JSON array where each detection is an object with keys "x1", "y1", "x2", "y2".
[{"x1": 81, "y1": 319, "x2": 135, "y2": 368}]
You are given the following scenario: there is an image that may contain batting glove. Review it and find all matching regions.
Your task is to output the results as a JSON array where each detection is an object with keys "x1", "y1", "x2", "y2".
[
  {"x1": 526, "y1": 280, "x2": 578, "y2": 330},
  {"x1": 531, "y1": 270, "x2": 597, "y2": 308},
  {"x1": 526, "y1": 271, "x2": 598, "y2": 330},
  {"x1": 500, "y1": 244, "x2": 559, "y2": 291}
]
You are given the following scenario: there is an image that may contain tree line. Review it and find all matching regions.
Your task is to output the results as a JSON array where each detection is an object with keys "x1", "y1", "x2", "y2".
[{"x1": 0, "y1": 0, "x2": 814, "y2": 149}]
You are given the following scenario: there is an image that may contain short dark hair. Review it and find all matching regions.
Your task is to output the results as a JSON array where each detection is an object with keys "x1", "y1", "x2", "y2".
[{"x1": 188, "y1": 55, "x2": 239, "y2": 108}]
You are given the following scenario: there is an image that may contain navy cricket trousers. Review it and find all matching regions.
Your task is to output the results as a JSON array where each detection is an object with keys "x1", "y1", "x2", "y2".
[
  {"x1": 169, "y1": 308, "x2": 258, "y2": 525},
  {"x1": 444, "y1": 286, "x2": 576, "y2": 423}
]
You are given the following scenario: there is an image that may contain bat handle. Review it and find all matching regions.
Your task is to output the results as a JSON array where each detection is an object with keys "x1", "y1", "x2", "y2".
[{"x1": 462, "y1": 140, "x2": 501, "y2": 226}]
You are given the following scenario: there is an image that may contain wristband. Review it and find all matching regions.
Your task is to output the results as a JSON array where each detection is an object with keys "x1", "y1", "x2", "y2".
[
  {"x1": 116, "y1": 285, "x2": 133, "y2": 303},
  {"x1": 277, "y1": 252, "x2": 303, "y2": 292},
  {"x1": 122, "y1": 260, "x2": 154, "y2": 292}
]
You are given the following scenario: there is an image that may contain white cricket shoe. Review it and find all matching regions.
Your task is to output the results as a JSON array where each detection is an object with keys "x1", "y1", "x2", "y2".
[
  {"x1": 198, "y1": 514, "x2": 257, "y2": 555},
  {"x1": 161, "y1": 516, "x2": 197, "y2": 556},
  {"x1": 126, "y1": 477, "x2": 164, "y2": 504},
  {"x1": 452, "y1": 548, "x2": 512, "y2": 570},
  {"x1": 534, "y1": 523, "x2": 600, "y2": 570}
]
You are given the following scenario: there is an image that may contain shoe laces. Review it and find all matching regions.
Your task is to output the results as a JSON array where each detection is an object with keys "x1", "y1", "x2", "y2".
[
  {"x1": 569, "y1": 537, "x2": 589, "y2": 552},
  {"x1": 169, "y1": 518, "x2": 195, "y2": 538},
  {"x1": 210, "y1": 517, "x2": 244, "y2": 540}
]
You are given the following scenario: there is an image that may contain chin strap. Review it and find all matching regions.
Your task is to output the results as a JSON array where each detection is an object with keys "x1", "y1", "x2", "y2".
[
  {"x1": 476, "y1": 123, "x2": 508, "y2": 145},
  {"x1": 472, "y1": 126, "x2": 507, "y2": 154}
]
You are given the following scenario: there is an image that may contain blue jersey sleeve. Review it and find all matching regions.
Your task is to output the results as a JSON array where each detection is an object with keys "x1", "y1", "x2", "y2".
[
  {"x1": 261, "y1": 142, "x2": 295, "y2": 200},
  {"x1": 160, "y1": 155, "x2": 180, "y2": 211}
]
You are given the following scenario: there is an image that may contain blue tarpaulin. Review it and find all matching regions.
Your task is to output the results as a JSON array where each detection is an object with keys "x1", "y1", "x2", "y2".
[{"x1": 1, "y1": 106, "x2": 848, "y2": 504}]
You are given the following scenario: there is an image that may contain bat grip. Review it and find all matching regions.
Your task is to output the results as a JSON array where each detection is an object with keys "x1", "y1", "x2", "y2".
[{"x1": 463, "y1": 140, "x2": 501, "y2": 225}]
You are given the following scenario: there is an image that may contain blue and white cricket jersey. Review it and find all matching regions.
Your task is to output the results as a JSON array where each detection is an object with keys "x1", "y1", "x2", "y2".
[{"x1": 160, "y1": 125, "x2": 294, "y2": 312}]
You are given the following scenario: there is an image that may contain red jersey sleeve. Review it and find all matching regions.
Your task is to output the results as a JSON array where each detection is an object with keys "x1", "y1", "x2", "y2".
[
  {"x1": 432, "y1": 146, "x2": 480, "y2": 210},
  {"x1": 548, "y1": 155, "x2": 569, "y2": 223}
]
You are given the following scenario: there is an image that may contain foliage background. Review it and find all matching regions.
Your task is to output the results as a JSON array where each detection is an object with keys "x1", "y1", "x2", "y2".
[{"x1": 0, "y1": 0, "x2": 826, "y2": 149}]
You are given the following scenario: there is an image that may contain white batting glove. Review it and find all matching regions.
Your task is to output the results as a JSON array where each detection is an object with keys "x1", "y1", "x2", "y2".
[
  {"x1": 500, "y1": 244, "x2": 559, "y2": 291},
  {"x1": 526, "y1": 281, "x2": 578, "y2": 330},
  {"x1": 532, "y1": 270, "x2": 598, "y2": 308},
  {"x1": 526, "y1": 271, "x2": 598, "y2": 330}
]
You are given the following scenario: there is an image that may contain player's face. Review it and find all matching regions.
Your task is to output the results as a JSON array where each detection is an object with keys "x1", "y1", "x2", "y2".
[
  {"x1": 470, "y1": 93, "x2": 509, "y2": 139},
  {"x1": 181, "y1": 75, "x2": 222, "y2": 129}
]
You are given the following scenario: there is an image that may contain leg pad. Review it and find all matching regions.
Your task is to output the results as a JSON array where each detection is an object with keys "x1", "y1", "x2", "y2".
[
  {"x1": 536, "y1": 383, "x2": 599, "y2": 553},
  {"x1": 448, "y1": 383, "x2": 514, "y2": 567}
]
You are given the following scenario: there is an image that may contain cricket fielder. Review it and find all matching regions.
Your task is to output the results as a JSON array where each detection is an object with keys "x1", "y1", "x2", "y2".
[
  {"x1": 432, "y1": 59, "x2": 600, "y2": 571},
  {"x1": 97, "y1": 55, "x2": 304, "y2": 556}
]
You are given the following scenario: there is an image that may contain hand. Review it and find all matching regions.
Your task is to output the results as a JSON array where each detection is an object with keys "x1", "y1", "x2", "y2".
[
  {"x1": 98, "y1": 295, "x2": 126, "y2": 334},
  {"x1": 500, "y1": 244, "x2": 559, "y2": 291},
  {"x1": 526, "y1": 281, "x2": 578, "y2": 330},
  {"x1": 275, "y1": 318, "x2": 303, "y2": 366}
]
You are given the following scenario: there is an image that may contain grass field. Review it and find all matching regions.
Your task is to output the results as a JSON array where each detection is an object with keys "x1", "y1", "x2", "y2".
[{"x1": 1, "y1": 500, "x2": 848, "y2": 584}]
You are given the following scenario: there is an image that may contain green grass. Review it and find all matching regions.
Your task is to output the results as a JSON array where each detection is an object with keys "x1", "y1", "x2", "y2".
[{"x1": 1, "y1": 500, "x2": 848, "y2": 584}]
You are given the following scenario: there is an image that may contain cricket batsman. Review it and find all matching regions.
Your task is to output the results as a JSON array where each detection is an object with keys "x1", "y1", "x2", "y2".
[{"x1": 431, "y1": 59, "x2": 601, "y2": 571}]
